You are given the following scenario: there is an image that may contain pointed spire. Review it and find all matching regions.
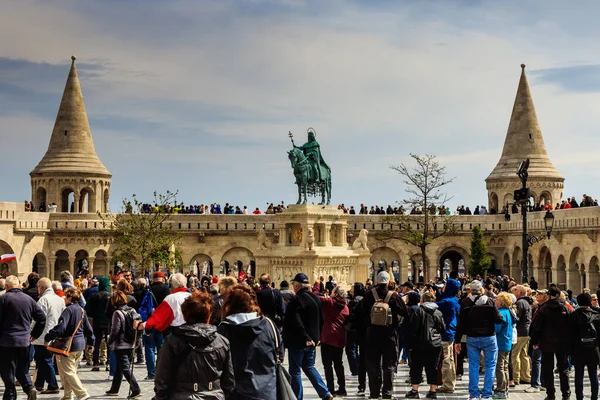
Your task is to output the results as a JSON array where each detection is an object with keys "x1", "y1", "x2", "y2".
[
  {"x1": 31, "y1": 56, "x2": 111, "y2": 177},
  {"x1": 486, "y1": 64, "x2": 563, "y2": 182}
]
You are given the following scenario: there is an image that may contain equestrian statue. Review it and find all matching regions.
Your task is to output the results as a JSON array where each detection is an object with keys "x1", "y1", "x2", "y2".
[{"x1": 288, "y1": 128, "x2": 332, "y2": 205}]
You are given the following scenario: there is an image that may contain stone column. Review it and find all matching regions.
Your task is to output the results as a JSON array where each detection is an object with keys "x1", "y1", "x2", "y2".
[
  {"x1": 68, "y1": 256, "x2": 75, "y2": 276},
  {"x1": 48, "y1": 256, "x2": 57, "y2": 280},
  {"x1": 73, "y1": 193, "x2": 80, "y2": 213},
  {"x1": 88, "y1": 256, "x2": 96, "y2": 277},
  {"x1": 354, "y1": 252, "x2": 371, "y2": 284},
  {"x1": 325, "y1": 224, "x2": 332, "y2": 247}
]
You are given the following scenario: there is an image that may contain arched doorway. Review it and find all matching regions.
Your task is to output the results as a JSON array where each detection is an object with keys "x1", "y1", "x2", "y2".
[
  {"x1": 103, "y1": 188, "x2": 110, "y2": 213},
  {"x1": 439, "y1": 249, "x2": 466, "y2": 279},
  {"x1": 32, "y1": 253, "x2": 48, "y2": 277},
  {"x1": 79, "y1": 188, "x2": 96, "y2": 213},
  {"x1": 370, "y1": 247, "x2": 401, "y2": 282},
  {"x1": 538, "y1": 246, "x2": 552, "y2": 287},
  {"x1": 589, "y1": 256, "x2": 600, "y2": 292},
  {"x1": 569, "y1": 247, "x2": 584, "y2": 292},
  {"x1": 189, "y1": 254, "x2": 213, "y2": 277},
  {"x1": 94, "y1": 250, "x2": 108, "y2": 277},
  {"x1": 54, "y1": 250, "x2": 70, "y2": 279},
  {"x1": 556, "y1": 255, "x2": 567, "y2": 288},
  {"x1": 36, "y1": 187, "x2": 47, "y2": 210},
  {"x1": 502, "y1": 253, "x2": 510, "y2": 276},
  {"x1": 489, "y1": 192, "x2": 499, "y2": 213},
  {"x1": 61, "y1": 188, "x2": 75, "y2": 213},
  {"x1": 220, "y1": 247, "x2": 254, "y2": 277},
  {"x1": 0, "y1": 240, "x2": 17, "y2": 277},
  {"x1": 74, "y1": 250, "x2": 89, "y2": 277}
]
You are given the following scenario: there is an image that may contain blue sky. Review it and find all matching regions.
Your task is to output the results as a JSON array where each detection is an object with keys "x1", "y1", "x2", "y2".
[{"x1": 2, "y1": 0, "x2": 600, "y2": 211}]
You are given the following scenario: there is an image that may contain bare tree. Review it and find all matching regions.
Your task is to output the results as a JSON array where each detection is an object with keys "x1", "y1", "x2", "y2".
[{"x1": 380, "y1": 154, "x2": 456, "y2": 281}]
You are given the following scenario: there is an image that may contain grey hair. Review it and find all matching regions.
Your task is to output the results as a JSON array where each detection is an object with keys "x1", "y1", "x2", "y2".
[
  {"x1": 293, "y1": 282, "x2": 312, "y2": 291},
  {"x1": 52, "y1": 280, "x2": 62, "y2": 292},
  {"x1": 60, "y1": 270, "x2": 73, "y2": 284},
  {"x1": 333, "y1": 286, "x2": 347, "y2": 298},
  {"x1": 38, "y1": 277, "x2": 53, "y2": 291},
  {"x1": 5, "y1": 275, "x2": 20, "y2": 289},
  {"x1": 137, "y1": 278, "x2": 147, "y2": 288},
  {"x1": 169, "y1": 273, "x2": 187, "y2": 289}
]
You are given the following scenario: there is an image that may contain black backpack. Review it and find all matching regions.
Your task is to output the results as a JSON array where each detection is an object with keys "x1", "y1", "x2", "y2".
[{"x1": 119, "y1": 306, "x2": 142, "y2": 344}]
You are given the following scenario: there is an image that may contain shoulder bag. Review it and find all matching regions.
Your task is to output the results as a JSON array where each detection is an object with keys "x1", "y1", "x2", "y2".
[
  {"x1": 266, "y1": 317, "x2": 296, "y2": 400},
  {"x1": 47, "y1": 307, "x2": 85, "y2": 357}
]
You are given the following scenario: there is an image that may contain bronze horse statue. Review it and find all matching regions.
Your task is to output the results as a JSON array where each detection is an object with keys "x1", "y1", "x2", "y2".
[{"x1": 288, "y1": 147, "x2": 331, "y2": 205}]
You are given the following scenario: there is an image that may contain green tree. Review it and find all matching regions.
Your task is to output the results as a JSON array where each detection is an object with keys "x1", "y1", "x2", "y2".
[
  {"x1": 379, "y1": 154, "x2": 456, "y2": 281},
  {"x1": 100, "y1": 190, "x2": 182, "y2": 274},
  {"x1": 469, "y1": 226, "x2": 491, "y2": 277}
]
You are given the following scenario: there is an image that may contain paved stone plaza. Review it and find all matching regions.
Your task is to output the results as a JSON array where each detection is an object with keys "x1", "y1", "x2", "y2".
[{"x1": 2, "y1": 349, "x2": 590, "y2": 400}]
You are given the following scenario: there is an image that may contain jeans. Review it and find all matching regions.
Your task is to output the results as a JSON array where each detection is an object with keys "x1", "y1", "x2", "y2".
[
  {"x1": 542, "y1": 351, "x2": 570, "y2": 399},
  {"x1": 466, "y1": 336, "x2": 498, "y2": 399},
  {"x1": 0, "y1": 346, "x2": 34, "y2": 400},
  {"x1": 143, "y1": 331, "x2": 164, "y2": 378},
  {"x1": 109, "y1": 349, "x2": 141, "y2": 395},
  {"x1": 321, "y1": 343, "x2": 345, "y2": 393},
  {"x1": 366, "y1": 327, "x2": 398, "y2": 399},
  {"x1": 345, "y1": 331, "x2": 359, "y2": 375},
  {"x1": 531, "y1": 347, "x2": 542, "y2": 388},
  {"x1": 33, "y1": 345, "x2": 59, "y2": 390},
  {"x1": 288, "y1": 346, "x2": 330, "y2": 400},
  {"x1": 574, "y1": 363, "x2": 599, "y2": 400}
]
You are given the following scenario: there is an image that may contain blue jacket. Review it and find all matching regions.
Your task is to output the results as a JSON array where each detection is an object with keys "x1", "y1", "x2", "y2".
[
  {"x1": 436, "y1": 278, "x2": 460, "y2": 342},
  {"x1": 495, "y1": 307, "x2": 514, "y2": 352},
  {"x1": 45, "y1": 303, "x2": 95, "y2": 352},
  {"x1": 0, "y1": 288, "x2": 46, "y2": 347}
]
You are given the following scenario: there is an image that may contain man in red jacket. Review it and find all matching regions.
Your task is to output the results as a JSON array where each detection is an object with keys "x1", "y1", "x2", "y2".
[{"x1": 319, "y1": 286, "x2": 350, "y2": 396}]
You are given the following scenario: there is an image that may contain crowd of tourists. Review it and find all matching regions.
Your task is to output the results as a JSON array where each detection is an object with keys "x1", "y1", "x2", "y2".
[
  {"x1": 136, "y1": 201, "x2": 287, "y2": 215},
  {"x1": 4, "y1": 267, "x2": 600, "y2": 400}
]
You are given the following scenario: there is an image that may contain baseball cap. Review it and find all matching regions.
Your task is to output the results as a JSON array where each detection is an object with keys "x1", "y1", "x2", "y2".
[
  {"x1": 377, "y1": 271, "x2": 390, "y2": 284},
  {"x1": 548, "y1": 287, "x2": 561, "y2": 297},
  {"x1": 401, "y1": 281, "x2": 414, "y2": 289},
  {"x1": 292, "y1": 273, "x2": 309, "y2": 284},
  {"x1": 153, "y1": 271, "x2": 165, "y2": 279},
  {"x1": 536, "y1": 289, "x2": 548, "y2": 295}
]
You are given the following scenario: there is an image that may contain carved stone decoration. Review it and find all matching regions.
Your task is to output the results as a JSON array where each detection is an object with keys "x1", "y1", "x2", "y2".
[
  {"x1": 352, "y1": 229, "x2": 369, "y2": 251},
  {"x1": 257, "y1": 228, "x2": 273, "y2": 250},
  {"x1": 306, "y1": 227, "x2": 314, "y2": 250}
]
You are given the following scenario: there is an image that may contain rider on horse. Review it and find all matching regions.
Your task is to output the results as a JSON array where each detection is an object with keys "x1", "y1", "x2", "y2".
[{"x1": 293, "y1": 128, "x2": 330, "y2": 182}]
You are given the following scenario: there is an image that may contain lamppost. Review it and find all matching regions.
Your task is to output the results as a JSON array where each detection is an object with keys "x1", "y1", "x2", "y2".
[{"x1": 515, "y1": 159, "x2": 556, "y2": 283}]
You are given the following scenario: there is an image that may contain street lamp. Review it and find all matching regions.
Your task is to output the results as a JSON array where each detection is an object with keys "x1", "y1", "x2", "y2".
[{"x1": 515, "y1": 159, "x2": 555, "y2": 283}]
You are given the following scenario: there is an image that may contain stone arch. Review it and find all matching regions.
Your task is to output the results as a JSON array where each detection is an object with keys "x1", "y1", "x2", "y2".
[
  {"x1": 93, "y1": 250, "x2": 108, "y2": 277},
  {"x1": 103, "y1": 188, "x2": 110, "y2": 213},
  {"x1": 503, "y1": 193, "x2": 513, "y2": 206},
  {"x1": 489, "y1": 192, "x2": 499, "y2": 213},
  {"x1": 79, "y1": 187, "x2": 96, "y2": 213},
  {"x1": 36, "y1": 187, "x2": 47, "y2": 210},
  {"x1": 438, "y1": 246, "x2": 470, "y2": 279},
  {"x1": 371, "y1": 247, "x2": 401, "y2": 282},
  {"x1": 556, "y1": 254, "x2": 567, "y2": 288},
  {"x1": 74, "y1": 250, "x2": 89, "y2": 277},
  {"x1": 0, "y1": 240, "x2": 18, "y2": 277},
  {"x1": 220, "y1": 247, "x2": 254, "y2": 277},
  {"x1": 408, "y1": 254, "x2": 427, "y2": 283},
  {"x1": 32, "y1": 253, "x2": 48, "y2": 277},
  {"x1": 588, "y1": 256, "x2": 600, "y2": 293},
  {"x1": 538, "y1": 246, "x2": 552, "y2": 287},
  {"x1": 539, "y1": 191, "x2": 552, "y2": 208},
  {"x1": 502, "y1": 253, "x2": 510, "y2": 276},
  {"x1": 60, "y1": 187, "x2": 76, "y2": 213},
  {"x1": 189, "y1": 254, "x2": 214, "y2": 276},
  {"x1": 569, "y1": 247, "x2": 584, "y2": 293},
  {"x1": 54, "y1": 250, "x2": 70, "y2": 279}
]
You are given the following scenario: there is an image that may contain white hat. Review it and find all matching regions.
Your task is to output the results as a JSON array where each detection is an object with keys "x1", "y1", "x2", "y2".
[{"x1": 377, "y1": 271, "x2": 390, "y2": 284}]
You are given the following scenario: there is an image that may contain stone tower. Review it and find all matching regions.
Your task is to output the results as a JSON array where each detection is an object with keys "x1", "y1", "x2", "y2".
[
  {"x1": 486, "y1": 64, "x2": 564, "y2": 212},
  {"x1": 30, "y1": 56, "x2": 112, "y2": 213}
]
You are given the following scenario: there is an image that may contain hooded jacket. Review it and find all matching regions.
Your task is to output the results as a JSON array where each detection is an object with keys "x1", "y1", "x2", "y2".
[
  {"x1": 455, "y1": 294, "x2": 503, "y2": 342},
  {"x1": 320, "y1": 296, "x2": 350, "y2": 348},
  {"x1": 436, "y1": 278, "x2": 461, "y2": 342},
  {"x1": 569, "y1": 307, "x2": 600, "y2": 365},
  {"x1": 32, "y1": 288, "x2": 66, "y2": 346},
  {"x1": 515, "y1": 296, "x2": 533, "y2": 336},
  {"x1": 530, "y1": 297, "x2": 571, "y2": 353},
  {"x1": 218, "y1": 315, "x2": 278, "y2": 400},
  {"x1": 85, "y1": 276, "x2": 111, "y2": 329},
  {"x1": 495, "y1": 307, "x2": 515, "y2": 352},
  {"x1": 409, "y1": 302, "x2": 445, "y2": 350},
  {"x1": 154, "y1": 323, "x2": 235, "y2": 400}
]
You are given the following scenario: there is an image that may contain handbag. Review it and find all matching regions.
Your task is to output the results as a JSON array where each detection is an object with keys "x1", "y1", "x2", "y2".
[
  {"x1": 266, "y1": 317, "x2": 296, "y2": 400},
  {"x1": 47, "y1": 307, "x2": 85, "y2": 357}
]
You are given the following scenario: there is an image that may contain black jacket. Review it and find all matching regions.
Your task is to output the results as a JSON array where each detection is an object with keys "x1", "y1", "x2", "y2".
[
  {"x1": 570, "y1": 307, "x2": 600, "y2": 365},
  {"x1": 218, "y1": 317, "x2": 279, "y2": 400},
  {"x1": 255, "y1": 286, "x2": 285, "y2": 324},
  {"x1": 283, "y1": 287, "x2": 322, "y2": 349},
  {"x1": 150, "y1": 282, "x2": 171, "y2": 306},
  {"x1": 361, "y1": 284, "x2": 409, "y2": 329},
  {"x1": 515, "y1": 296, "x2": 533, "y2": 337},
  {"x1": 154, "y1": 323, "x2": 235, "y2": 400},
  {"x1": 530, "y1": 298, "x2": 571, "y2": 353},
  {"x1": 455, "y1": 295, "x2": 503, "y2": 342},
  {"x1": 409, "y1": 302, "x2": 445, "y2": 350}
]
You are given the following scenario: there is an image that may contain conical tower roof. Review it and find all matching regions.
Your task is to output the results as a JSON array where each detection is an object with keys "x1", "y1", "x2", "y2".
[
  {"x1": 31, "y1": 56, "x2": 111, "y2": 177},
  {"x1": 486, "y1": 64, "x2": 563, "y2": 183}
]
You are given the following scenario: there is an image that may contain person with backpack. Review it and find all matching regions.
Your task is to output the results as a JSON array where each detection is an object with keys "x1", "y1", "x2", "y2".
[
  {"x1": 361, "y1": 271, "x2": 409, "y2": 400},
  {"x1": 86, "y1": 276, "x2": 111, "y2": 372},
  {"x1": 435, "y1": 278, "x2": 460, "y2": 394},
  {"x1": 137, "y1": 279, "x2": 160, "y2": 380},
  {"x1": 570, "y1": 292, "x2": 600, "y2": 400},
  {"x1": 405, "y1": 291, "x2": 445, "y2": 399},
  {"x1": 454, "y1": 280, "x2": 503, "y2": 400},
  {"x1": 106, "y1": 290, "x2": 142, "y2": 398},
  {"x1": 530, "y1": 286, "x2": 572, "y2": 400}
]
